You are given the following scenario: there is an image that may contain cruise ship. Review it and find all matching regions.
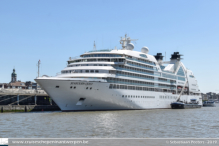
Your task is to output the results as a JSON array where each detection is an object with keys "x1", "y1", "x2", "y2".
[{"x1": 35, "y1": 35, "x2": 202, "y2": 111}]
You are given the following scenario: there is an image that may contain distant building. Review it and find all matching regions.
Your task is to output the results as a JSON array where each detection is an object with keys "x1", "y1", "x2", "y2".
[
  {"x1": 8, "y1": 80, "x2": 26, "y2": 89},
  {"x1": 201, "y1": 93, "x2": 208, "y2": 100},
  {"x1": 0, "y1": 68, "x2": 40, "y2": 89},
  {"x1": 6, "y1": 69, "x2": 26, "y2": 89},
  {"x1": 25, "y1": 81, "x2": 38, "y2": 89},
  {"x1": 11, "y1": 68, "x2": 17, "y2": 82},
  {"x1": 206, "y1": 92, "x2": 218, "y2": 101},
  {"x1": 0, "y1": 83, "x2": 5, "y2": 89}
]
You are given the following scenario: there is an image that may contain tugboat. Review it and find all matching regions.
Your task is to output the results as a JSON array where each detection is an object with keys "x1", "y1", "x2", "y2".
[{"x1": 203, "y1": 101, "x2": 215, "y2": 107}]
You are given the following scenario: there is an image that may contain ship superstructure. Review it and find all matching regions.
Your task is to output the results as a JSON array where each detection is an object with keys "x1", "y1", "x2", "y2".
[{"x1": 35, "y1": 35, "x2": 202, "y2": 111}]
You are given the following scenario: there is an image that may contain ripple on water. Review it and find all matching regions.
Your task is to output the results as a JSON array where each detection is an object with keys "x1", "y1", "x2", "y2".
[{"x1": 1, "y1": 108, "x2": 219, "y2": 138}]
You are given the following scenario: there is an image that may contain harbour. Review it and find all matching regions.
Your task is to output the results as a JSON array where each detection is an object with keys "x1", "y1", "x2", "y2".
[{"x1": 1, "y1": 1, "x2": 219, "y2": 145}]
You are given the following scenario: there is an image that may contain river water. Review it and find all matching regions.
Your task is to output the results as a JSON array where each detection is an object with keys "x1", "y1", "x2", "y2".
[{"x1": 0, "y1": 104, "x2": 219, "y2": 138}]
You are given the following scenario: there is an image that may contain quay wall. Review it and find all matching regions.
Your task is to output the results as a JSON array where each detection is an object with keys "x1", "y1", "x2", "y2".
[{"x1": 0, "y1": 105, "x2": 60, "y2": 112}]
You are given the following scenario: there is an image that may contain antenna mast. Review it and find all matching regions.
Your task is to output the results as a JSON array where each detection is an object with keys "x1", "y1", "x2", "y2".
[
  {"x1": 37, "y1": 60, "x2": 41, "y2": 77},
  {"x1": 93, "y1": 41, "x2": 96, "y2": 50},
  {"x1": 165, "y1": 52, "x2": 166, "y2": 61}
]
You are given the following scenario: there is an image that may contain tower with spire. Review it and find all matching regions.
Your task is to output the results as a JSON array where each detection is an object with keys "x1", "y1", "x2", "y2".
[{"x1": 11, "y1": 68, "x2": 17, "y2": 83}]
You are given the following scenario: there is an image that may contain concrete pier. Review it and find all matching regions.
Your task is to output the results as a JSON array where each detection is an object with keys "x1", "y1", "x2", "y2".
[
  {"x1": 35, "y1": 95, "x2": 37, "y2": 105},
  {"x1": 0, "y1": 105, "x2": 60, "y2": 112},
  {"x1": 0, "y1": 89, "x2": 59, "y2": 111},
  {"x1": 17, "y1": 94, "x2": 19, "y2": 105}
]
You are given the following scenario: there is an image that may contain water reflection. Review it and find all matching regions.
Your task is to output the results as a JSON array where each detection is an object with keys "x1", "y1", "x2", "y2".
[{"x1": 0, "y1": 105, "x2": 219, "y2": 138}]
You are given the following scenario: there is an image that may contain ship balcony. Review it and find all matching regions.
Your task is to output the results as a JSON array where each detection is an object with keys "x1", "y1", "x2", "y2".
[
  {"x1": 114, "y1": 66, "x2": 159, "y2": 76},
  {"x1": 116, "y1": 73, "x2": 176, "y2": 84},
  {"x1": 125, "y1": 57, "x2": 155, "y2": 66},
  {"x1": 126, "y1": 63, "x2": 157, "y2": 71},
  {"x1": 107, "y1": 80, "x2": 176, "y2": 90}
]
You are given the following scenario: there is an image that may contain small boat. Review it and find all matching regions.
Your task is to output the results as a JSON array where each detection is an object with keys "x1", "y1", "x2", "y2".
[
  {"x1": 171, "y1": 99, "x2": 202, "y2": 109},
  {"x1": 203, "y1": 101, "x2": 215, "y2": 107},
  {"x1": 170, "y1": 102, "x2": 184, "y2": 109}
]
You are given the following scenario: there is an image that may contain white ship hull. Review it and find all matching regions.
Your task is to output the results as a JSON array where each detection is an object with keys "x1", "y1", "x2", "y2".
[{"x1": 35, "y1": 78, "x2": 202, "y2": 111}]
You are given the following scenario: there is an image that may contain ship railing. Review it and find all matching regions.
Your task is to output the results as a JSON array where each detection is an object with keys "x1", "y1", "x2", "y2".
[
  {"x1": 161, "y1": 70, "x2": 175, "y2": 74},
  {"x1": 88, "y1": 49, "x2": 113, "y2": 53},
  {"x1": 116, "y1": 74, "x2": 154, "y2": 81},
  {"x1": 56, "y1": 72, "x2": 61, "y2": 75},
  {"x1": 114, "y1": 67, "x2": 160, "y2": 76},
  {"x1": 69, "y1": 56, "x2": 82, "y2": 60},
  {"x1": 126, "y1": 63, "x2": 157, "y2": 71},
  {"x1": 106, "y1": 80, "x2": 176, "y2": 90},
  {"x1": 0, "y1": 89, "x2": 47, "y2": 95},
  {"x1": 125, "y1": 57, "x2": 155, "y2": 66}
]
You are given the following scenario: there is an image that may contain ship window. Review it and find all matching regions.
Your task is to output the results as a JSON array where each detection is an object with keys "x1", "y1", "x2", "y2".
[
  {"x1": 178, "y1": 77, "x2": 185, "y2": 81},
  {"x1": 94, "y1": 64, "x2": 97, "y2": 66},
  {"x1": 99, "y1": 64, "x2": 102, "y2": 66},
  {"x1": 189, "y1": 75, "x2": 194, "y2": 78},
  {"x1": 90, "y1": 70, "x2": 94, "y2": 73},
  {"x1": 56, "y1": 86, "x2": 59, "y2": 88},
  {"x1": 139, "y1": 54, "x2": 147, "y2": 58},
  {"x1": 177, "y1": 67, "x2": 185, "y2": 76},
  {"x1": 70, "y1": 86, "x2": 72, "y2": 89},
  {"x1": 95, "y1": 70, "x2": 99, "y2": 73},
  {"x1": 85, "y1": 70, "x2": 89, "y2": 73}
]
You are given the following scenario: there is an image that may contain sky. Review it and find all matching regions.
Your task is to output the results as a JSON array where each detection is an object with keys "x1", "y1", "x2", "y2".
[{"x1": 0, "y1": 0, "x2": 219, "y2": 93}]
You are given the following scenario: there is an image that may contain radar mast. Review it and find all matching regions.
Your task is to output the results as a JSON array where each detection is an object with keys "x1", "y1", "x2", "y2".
[{"x1": 120, "y1": 34, "x2": 138, "y2": 50}]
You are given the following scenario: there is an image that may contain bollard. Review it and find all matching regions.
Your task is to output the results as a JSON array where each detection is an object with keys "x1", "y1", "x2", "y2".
[
  {"x1": 1, "y1": 107, "x2": 3, "y2": 113},
  {"x1": 25, "y1": 106, "x2": 27, "y2": 112}
]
